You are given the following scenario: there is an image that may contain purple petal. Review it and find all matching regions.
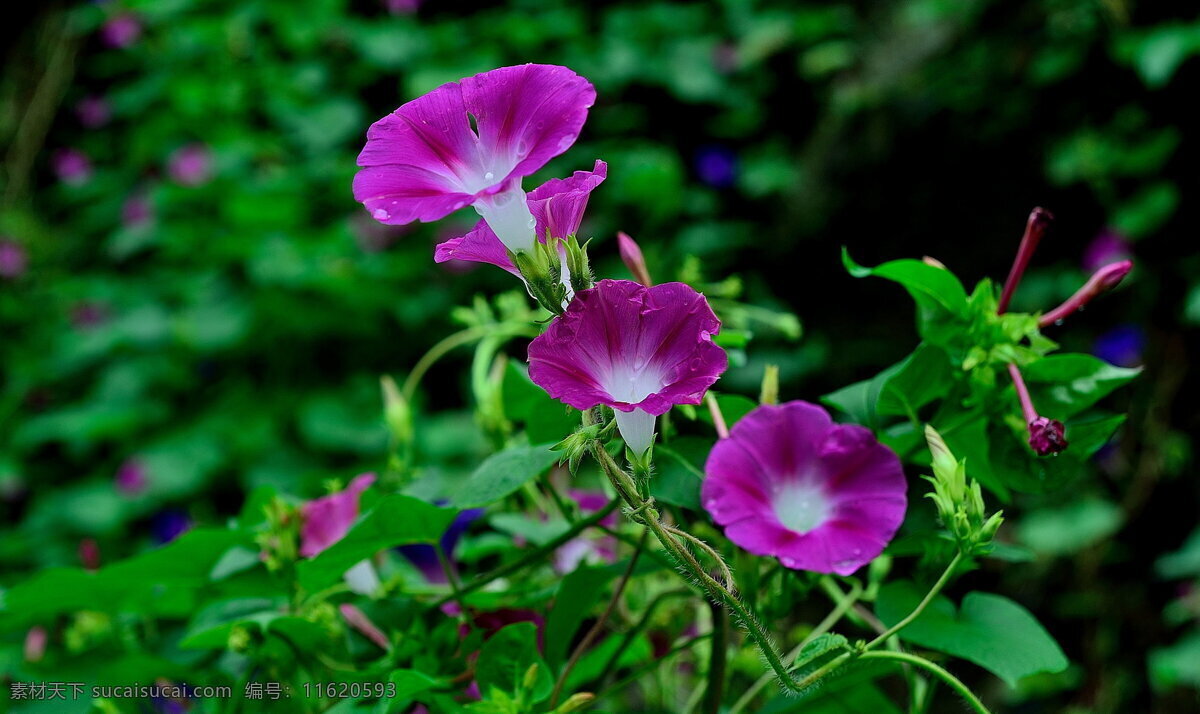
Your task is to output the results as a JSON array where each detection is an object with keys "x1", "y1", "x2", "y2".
[
  {"x1": 300, "y1": 474, "x2": 376, "y2": 558},
  {"x1": 354, "y1": 65, "x2": 594, "y2": 227},
  {"x1": 528, "y1": 280, "x2": 726, "y2": 415},
  {"x1": 702, "y1": 401, "x2": 907, "y2": 575},
  {"x1": 461, "y1": 64, "x2": 595, "y2": 182},
  {"x1": 434, "y1": 160, "x2": 607, "y2": 273}
]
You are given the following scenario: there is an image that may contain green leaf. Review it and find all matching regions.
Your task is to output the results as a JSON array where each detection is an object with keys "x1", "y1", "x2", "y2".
[
  {"x1": 475, "y1": 622, "x2": 553, "y2": 703},
  {"x1": 1016, "y1": 499, "x2": 1123, "y2": 556},
  {"x1": 822, "y1": 344, "x2": 952, "y2": 428},
  {"x1": 1022, "y1": 354, "x2": 1140, "y2": 418},
  {"x1": 448, "y1": 445, "x2": 559, "y2": 508},
  {"x1": 502, "y1": 362, "x2": 578, "y2": 444},
  {"x1": 389, "y1": 669, "x2": 441, "y2": 701},
  {"x1": 1156, "y1": 527, "x2": 1200, "y2": 579},
  {"x1": 545, "y1": 564, "x2": 619, "y2": 669},
  {"x1": 297, "y1": 495, "x2": 457, "y2": 591},
  {"x1": 875, "y1": 582, "x2": 1068, "y2": 686},
  {"x1": 1149, "y1": 630, "x2": 1200, "y2": 692},
  {"x1": 653, "y1": 436, "x2": 712, "y2": 509},
  {"x1": 843, "y1": 249, "x2": 969, "y2": 344}
]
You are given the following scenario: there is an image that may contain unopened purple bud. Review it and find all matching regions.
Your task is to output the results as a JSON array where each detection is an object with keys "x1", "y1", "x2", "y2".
[
  {"x1": 52, "y1": 148, "x2": 93, "y2": 185},
  {"x1": 0, "y1": 240, "x2": 28, "y2": 279},
  {"x1": 1028, "y1": 416, "x2": 1068, "y2": 456},
  {"x1": 1039, "y1": 260, "x2": 1133, "y2": 328},
  {"x1": 998, "y1": 207, "x2": 1054, "y2": 314},
  {"x1": 617, "y1": 232, "x2": 652, "y2": 287},
  {"x1": 101, "y1": 13, "x2": 142, "y2": 48},
  {"x1": 24, "y1": 626, "x2": 47, "y2": 662}
]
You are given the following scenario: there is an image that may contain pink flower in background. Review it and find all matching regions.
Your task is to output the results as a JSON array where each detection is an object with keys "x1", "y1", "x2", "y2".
[
  {"x1": 0, "y1": 240, "x2": 28, "y2": 279},
  {"x1": 168, "y1": 144, "x2": 214, "y2": 186},
  {"x1": 554, "y1": 490, "x2": 618, "y2": 573},
  {"x1": 79, "y1": 538, "x2": 101, "y2": 570},
  {"x1": 702, "y1": 401, "x2": 907, "y2": 575},
  {"x1": 1082, "y1": 229, "x2": 1132, "y2": 274},
  {"x1": 353, "y1": 64, "x2": 595, "y2": 256},
  {"x1": 24, "y1": 626, "x2": 47, "y2": 663},
  {"x1": 299, "y1": 474, "x2": 376, "y2": 557},
  {"x1": 122, "y1": 194, "x2": 153, "y2": 227},
  {"x1": 617, "y1": 231, "x2": 652, "y2": 286},
  {"x1": 101, "y1": 13, "x2": 142, "y2": 49},
  {"x1": 115, "y1": 459, "x2": 147, "y2": 496},
  {"x1": 384, "y1": 0, "x2": 421, "y2": 14},
  {"x1": 71, "y1": 301, "x2": 109, "y2": 330},
  {"x1": 339, "y1": 604, "x2": 390, "y2": 650},
  {"x1": 52, "y1": 149, "x2": 92, "y2": 185},
  {"x1": 528, "y1": 279, "x2": 726, "y2": 454},
  {"x1": 76, "y1": 96, "x2": 112, "y2": 128},
  {"x1": 435, "y1": 160, "x2": 606, "y2": 274}
]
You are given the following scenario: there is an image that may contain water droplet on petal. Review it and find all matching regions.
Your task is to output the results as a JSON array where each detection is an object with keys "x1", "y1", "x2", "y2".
[
  {"x1": 484, "y1": 171, "x2": 495, "y2": 181},
  {"x1": 1054, "y1": 318, "x2": 1065, "y2": 326},
  {"x1": 372, "y1": 208, "x2": 389, "y2": 220}
]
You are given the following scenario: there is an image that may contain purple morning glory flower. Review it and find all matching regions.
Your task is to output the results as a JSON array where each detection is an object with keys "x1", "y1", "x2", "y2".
[
  {"x1": 0, "y1": 240, "x2": 27, "y2": 279},
  {"x1": 434, "y1": 160, "x2": 606, "y2": 274},
  {"x1": 694, "y1": 144, "x2": 738, "y2": 188},
  {"x1": 167, "y1": 144, "x2": 213, "y2": 187},
  {"x1": 398, "y1": 507, "x2": 484, "y2": 582},
  {"x1": 1094, "y1": 325, "x2": 1144, "y2": 368},
  {"x1": 101, "y1": 13, "x2": 142, "y2": 48},
  {"x1": 701, "y1": 401, "x2": 907, "y2": 575},
  {"x1": 299, "y1": 473, "x2": 376, "y2": 558},
  {"x1": 352, "y1": 64, "x2": 595, "y2": 256},
  {"x1": 528, "y1": 279, "x2": 727, "y2": 454},
  {"x1": 52, "y1": 149, "x2": 92, "y2": 185},
  {"x1": 554, "y1": 490, "x2": 618, "y2": 573}
]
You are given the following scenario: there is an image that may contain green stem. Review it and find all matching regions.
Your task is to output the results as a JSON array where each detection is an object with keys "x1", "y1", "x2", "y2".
[
  {"x1": 549, "y1": 529, "x2": 646, "y2": 708},
  {"x1": 866, "y1": 552, "x2": 963, "y2": 651},
  {"x1": 858, "y1": 651, "x2": 991, "y2": 714},
  {"x1": 590, "y1": 442, "x2": 804, "y2": 695},
  {"x1": 703, "y1": 600, "x2": 728, "y2": 714},
  {"x1": 430, "y1": 498, "x2": 619, "y2": 609},
  {"x1": 597, "y1": 589, "x2": 692, "y2": 687},
  {"x1": 593, "y1": 634, "x2": 712, "y2": 703},
  {"x1": 401, "y1": 324, "x2": 536, "y2": 401},
  {"x1": 728, "y1": 579, "x2": 863, "y2": 714}
]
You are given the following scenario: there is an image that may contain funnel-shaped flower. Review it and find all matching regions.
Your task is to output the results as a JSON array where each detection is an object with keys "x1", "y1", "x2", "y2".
[
  {"x1": 528, "y1": 280, "x2": 726, "y2": 454},
  {"x1": 299, "y1": 474, "x2": 376, "y2": 558},
  {"x1": 353, "y1": 64, "x2": 595, "y2": 255},
  {"x1": 434, "y1": 161, "x2": 606, "y2": 274},
  {"x1": 701, "y1": 401, "x2": 907, "y2": 575}
]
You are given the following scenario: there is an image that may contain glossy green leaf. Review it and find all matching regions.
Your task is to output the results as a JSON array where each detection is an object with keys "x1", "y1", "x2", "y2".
[
  {"x1": 475, "y1": 622, "x2": 553, "y2": 703},
  {"x1": 875, "y1": 582, "x2": 1068, "y2": 686},
  {"x1": 448, "y1": 445, "x2": 559, "y2": 508},
  {"x1": 1022, "y1": 354, "x2": 1140, "y2": 418}
]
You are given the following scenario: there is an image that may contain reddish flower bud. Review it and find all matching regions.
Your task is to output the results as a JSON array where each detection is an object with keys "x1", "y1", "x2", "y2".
[
  {"x1": 1028, "y1": 416, "x2": 1068, "y2": 456},
  {"x1": 617, "y1": 231, "x2": 652, "y2": 286},
  {"x1": 1039, "y1": 260, "x2": 1133, "y2": 328}
]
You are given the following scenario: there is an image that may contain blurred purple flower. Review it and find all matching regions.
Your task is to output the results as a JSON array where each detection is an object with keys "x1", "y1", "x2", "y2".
[
  {"x1": 1094, "y1": 325, "x2": 1145, "y2": 368},
  {"x1": 152, "y1": 510, "x2": 192, "y2": 544},
  {"x1": 71, "y1": 301, "x2": 109, "y2": 330},
  {"x1": 122, "y1": 194, "x2": 153, "y2": 227},
  {"x1": 528, "y1": 279, "x2": 727, "y2": 454},
  {"x1": 1082, "y1": 229, "x2": 1132, "y2": 274},
  {"x1": 167, "y1": 144, "x2": 214, "y2": 187},
  {"x1": 76, "y1": 96, "x2": 112, "y2": 128},
  {"x1": 694, "y1": 144, "x2": 738, "y2": 188},
  {"x1": 0, "y1": 240, "x2": 28, "y2": 279},
  {"x1": 52, "y1": 149, "x2": 93, "y2": 185},
  {"x1": 435, "y1": 161, "x2": 607, "y2": 275},
  {"x1": 339, "y1": 604, "x2": 390, "y2": 649},
  {"x1": 554, "y1": 490, "x2": 618, "y2": 573},
  {"x1": 350, "y1": 211, "x2": 410, "y2": 253},
  {"x1": 79, "y1": 538, "x2": 101, "y2": 570},
  {"x1": 702, "y1": 401, "x2": 907, "y2": 575},
  {"x1": 299, "y1": 474, "x2": 376, "y2": 557},
  {"x1": 115, "y1": 459, "x2": 147, "y2": 496},
  {"x1": 24, "y1": 626, "x2": 47, "y2": 663},
  {"x1": 353, "y1": 64, "x2": 595, "y2": 257},
  {"x1": 384, "y1": 0, "x2": 421, "y2": 14},
  {"x1": 398, "y1": 506, "x2": 484, "y2": 582},
  {"x1": 101, "y1": 13, "x2": 142, "y2": 48}
]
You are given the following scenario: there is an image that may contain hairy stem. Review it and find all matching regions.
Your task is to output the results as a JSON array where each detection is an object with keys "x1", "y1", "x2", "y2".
[
  {"x1": 704, "y1": 600, "x2": 728, "y2": 714},
  {"x1": 858, "y1": 651, "x2": 991, "y2": 714}
]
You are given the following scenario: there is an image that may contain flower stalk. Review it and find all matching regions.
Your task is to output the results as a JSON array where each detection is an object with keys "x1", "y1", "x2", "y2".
[
  {"x1": 1007, "y1": 363, "x2": 1068, "y2": 455},
  {"x1": 997, "y1": 207, "x2": 1053, "y2": 314},
  {"x1": 1039, "y1": 260, "x2": 1133, "y2": 328}
]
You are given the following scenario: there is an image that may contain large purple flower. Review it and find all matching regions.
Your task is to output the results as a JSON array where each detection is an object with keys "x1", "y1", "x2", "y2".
[
  {"x1": 434, "y1": 160, "x2": 606, "y2": 275},
  {"x1": 701, "y1": 401, "x2": 907, "y2": 575},
  {"x1": 352, "y1": 64, "x2": 595, "y2": 256},
  {"x1": 528, "y1": 279, "x2": 726, "y2": 454}
]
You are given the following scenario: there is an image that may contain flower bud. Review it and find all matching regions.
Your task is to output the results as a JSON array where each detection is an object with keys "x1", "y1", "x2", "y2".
[
  {"x1": 514, "y1": 239, "x2": 569, "y2": 314},
  {"x1": 1027, "y1": 416, "x2": 1068, "y2": 456},
  {"x1": 759, "y1": 364, "x2": 780, "y2": 405},
  {"x1": 522, "y1": 662, "x2": 541, "y2": 693},
  {"x1": 564, "y1": 235, "x2": 594, "y2": 294},
  {"x1": 923, "y1": 426, "x2": 1003, "y2": 555},
  {"x1": 554, "y1": 692, "x2": 596, "y2": 713},
  {"x1": 1039, "y1": 259, "x2": 1134, "y2": 328},
  {"x1": 617, "y1": 231, "x2": 653, "y2": 286},
  {"x1": 380, "y1": 375, "x2": 413, "y2": 447}
]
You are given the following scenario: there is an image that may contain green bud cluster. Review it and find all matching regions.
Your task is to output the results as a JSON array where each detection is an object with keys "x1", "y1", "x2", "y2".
[
  {"x1": 512, "y1": 233, "x2": 594, "y2": 315},
  {"x1": 923, "y1": 425, "x2": 1003, "y2": 555}
]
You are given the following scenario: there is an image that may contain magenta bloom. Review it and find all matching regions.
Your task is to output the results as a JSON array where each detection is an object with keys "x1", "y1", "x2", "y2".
[
  {"x1": 353, "y1": 64, "x2": 595, "y2": 255},
  {"x1": 702, "y1": 401, "x2": 907, "y2": 575},
  {"x1": 115, "y1": 459, "x2": 147, "y2": 496},
  {"x1": 122, "y1": 193, "x2": 153, "y2": 227},
  {"x1": 0, "y1": 240, "x2": 27, "y2": 279},
  {"x1": 168, "y1": 144, "x2": 213, "y2": 186},
  {"x1": 300, "y1": 474, "x2": 376, "y2": 558},
  {"x1": 528, "y1": 279, "x2": 726, "y2": 454},
  {"x1": 434, "y1": 160, "x2": 606, "y2": 274},
  {"x1": 52, "y1": 149, "x2": 92, "y2": 185},
  {"x1": 101, "y1": 13, "x2": 142, "y2": 48}
]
